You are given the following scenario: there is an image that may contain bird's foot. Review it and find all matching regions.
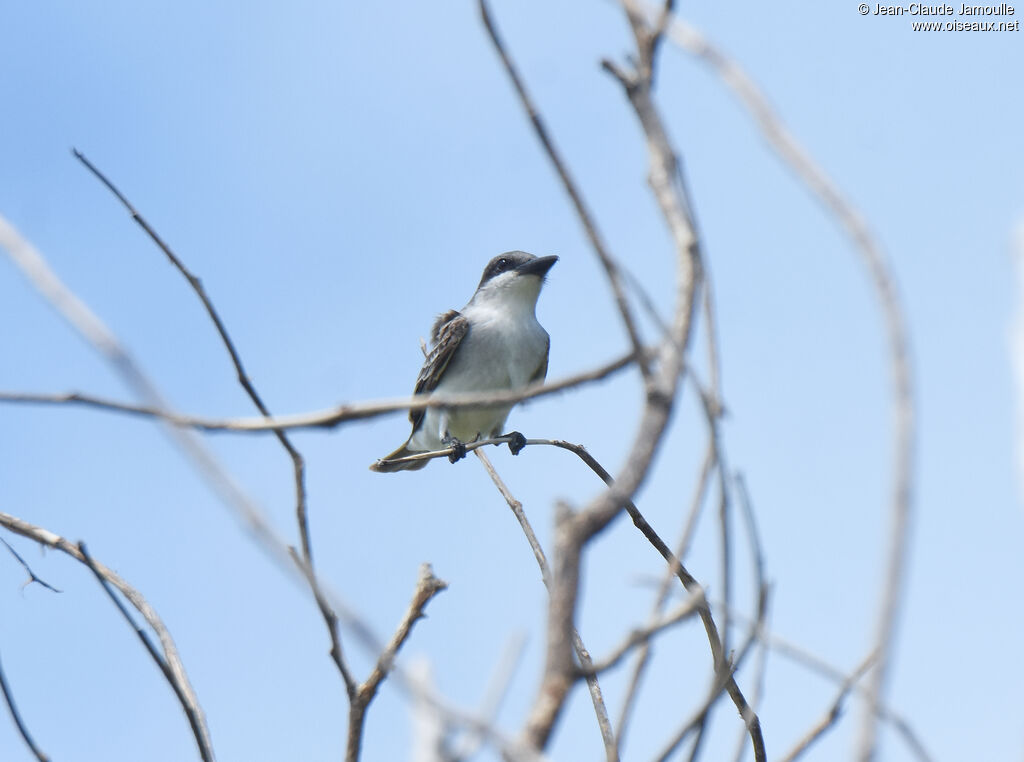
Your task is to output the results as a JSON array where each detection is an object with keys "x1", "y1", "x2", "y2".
[
  {"x1": 442, "y1": 435, "x2": 467, "y2": 464},
  {"x1": 501, "y1": 431, "x2": 527, "y2": 456}
]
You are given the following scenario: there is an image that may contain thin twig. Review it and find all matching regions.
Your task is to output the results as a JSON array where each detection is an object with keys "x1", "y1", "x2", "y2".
[
  {"x1": 0, "y1": 213, "x2": 316, "y2": 602},
  {"x1": 479, "y1": 0, "x2": 649, "y2": 376},
  {"x1": 697, "y1": 600, "x2": 935, "y2": 762},
  {"x1": 714, "y1": 427, "x2": 732, "y2": 658},
  {"x1": 730, "y1": 634, "x2": 769, "y2": 762},
  {"x1": 578, "y1": 595, "x2": 703, "y2": 676},
  {"x1": 78, "y1": 542, "x2": 216, "y2": 762},
  {"x1": 730, "y1": 474, "x2": 770, "y2": 762},
  {"x1": 561, "y1": 0, "x2": 707, "y2": 617},
  {"x1": 475, "y1": 450, "x2": 619, "y2": 762},
  {"x1": 614, "y1": 441, "x2": 716, "y2": 747},
  {"x1": 345, "y1": 564, "x2": 447, "y2": 762},
  {"x1": 475, "y1": 449, "x2": 550, "y2": 584},
  {"x1": 537, "y1": 439, "x2": 765, "y2": 761},
  {"x1": 482, "y1": 0, "x2": 707, "y2": 748},
  {"x1": 0, "y1": 349, "x2": 637, "y2": 434},
  {"x1": 392, "y1": 660, "x2": 555, "y2": 762},
  {"x1": 72, "y1": 150, "x2": 316, "y2": 564},
  {"x1": 0, "y1": 213, "x2": 518, "y2": 754},
  {"x1": 669, "y1": 369, "x2": 768, "y2": 762},
  {"x1": 288, "y1": 547, "x2": 358, "y2": 695},
  {"x1": 0, "y1": 649, "x2": 50, "y2": 762},
  {"x1": 777, "y1": 652, "x2": 877, "y2": 762},
  {"x1": 0, "y1": 536, "x2": 61, "y2": 593},
  {"x1": 280, "y1": 552, "x2": 540, "y2": 761},
  {"x1": 653, "y1": 655, "x2": 744, "y2": 762},
  {"x1": 618, "y1": 266, "x2": 730, "y2": 754},
  {"x1": 0, "y1": 511, "x2": 213, "y2": 761},
  {"x1": 645, "y1": 11, "x2": 915, "y2": 758},
  {"x1": 655, "y1": 603, "x2": 766, "y2": 762},
  {"x1": 71, "y1": 151, "x2": 356, "y2": 702}
]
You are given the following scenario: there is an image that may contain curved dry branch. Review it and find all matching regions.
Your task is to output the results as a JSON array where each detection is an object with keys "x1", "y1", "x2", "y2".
[
  {"x1": 647, "y1": 12, "x2": 915, "y2": 758},
  {"x1": 72, "y1": 151, "x2": 354, "y2": 700},
  {"x1": 471, "y1": 436, "x2": 766, "y2": 759},
  {"x1": 476, "y1": 450, "x2": 618, "y2": 761},
  {"x1": 615, "y1": 440, "x2": 716, "y2": 746},
  {"x1": 0, "y1": 350, "x2": 637, "y2": 434},
  {"x1": 0, "y1": 212, "x2": 308, "y2": 590},
  {"x1": 72, "y1": 150, "x2": 315, "y2": 565},
  {"x1": 346, "y1": 564, "x2": 448, "y2": 762},
  {"x1": 0, "y1": 213, "x2": 554, "y2": 760},
  {"x1": 709, "y1": 602, "x2": 935, "y2": 762},
  {"x1": 478, "y1": 0, "x2": 649, "y2": 377},
  {"x1": 777, "y1": 653, "x2": 876, "y2": 762},
  {"x1": 544, "y1": 439, "x2": 765, "y2": 762},
  {"x1": 0, "y1": 649, "x2": 50, "y2": 762},
  {"x1": 577, "y1": 595, "x2": 703, "y2": 677},
  {"x1": 0, "y1": 513, "x2": 214, "y2": 761},
  {"x1": 476, "y1": 0, "x2": 762, "y2": 754}
]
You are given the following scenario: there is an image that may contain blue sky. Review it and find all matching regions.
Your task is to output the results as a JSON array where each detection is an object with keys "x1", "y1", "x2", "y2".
[{"x1": 1, "y1": 2, "x2": 1022, "y2": 761}]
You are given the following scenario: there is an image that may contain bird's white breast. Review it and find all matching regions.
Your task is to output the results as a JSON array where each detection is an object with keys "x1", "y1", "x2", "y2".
[{"x1": 410, "y1": 300, "x2": 548, "y2": 449}]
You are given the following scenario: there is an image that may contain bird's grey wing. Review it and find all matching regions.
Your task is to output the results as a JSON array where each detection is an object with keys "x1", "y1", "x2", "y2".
[
  {"x1": 430, "y1": 309, "x2": 460, "y2": 346},
  {"x1": 529, "y1": 334, "x2": 550, "y2": 383},
  {"x1": 410, "y1": 310, "x2": 470, "y2": 429}
]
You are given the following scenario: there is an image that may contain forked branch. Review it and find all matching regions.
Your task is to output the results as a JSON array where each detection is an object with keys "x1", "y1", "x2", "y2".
[{"x1": 0, "y1": 514, "x2": 214, "y2": 761}]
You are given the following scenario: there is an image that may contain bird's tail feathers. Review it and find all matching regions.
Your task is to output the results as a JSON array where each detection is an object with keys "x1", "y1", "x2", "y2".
[{"x1": 369, "y1": 442, "x2": 429, "y2": 473}]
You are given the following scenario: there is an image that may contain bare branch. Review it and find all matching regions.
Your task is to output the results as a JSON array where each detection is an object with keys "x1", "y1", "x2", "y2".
[
  {"x1": 0, "y1": 214, "x2": 451, "y2": 748},
  {"x1": 70, "y1": 152, "x2": 359, "y2": 708},
  {"x1": 364, "y1": 565, "x2": 448, "y2": 700},
  {"x1": 574, "y1": 0, "x2": 705, "y2": 548},
  {"x1": 0, "y1": 512, "x2": 213, "y2": 761},
  {"x1": 520, "y1": 500, "x2": 581, "y2": 751},
  {"x1": 777, "y1": 652, "x2": 876, "y2": 762},
  {"x1": 0, "y1": 649, "x2": 50, "y2": 762},
  {"x1": 475, "y1": 450, "x2": 550, "y2": 584},
  {"x1": 78, "y1": 542, "x2": 216, "y2": 762},
  {"x1": 656, "y1": 606, "x2": 768, "y2": 762},
  {"x1": 730, "y1": 474, "x2": 770, "y2": 762},
  {"x1": 0, "y1": 349, "x2": 637, "y2": 434},
  {"x1": 0, "y1": 212, "x2": 318, "y2": 600},
  {"x1": 478, "y1": 0, "x2": 649, "y2": 377},
  {"x1": 280, "y1": 555, "x2": 544, "y2": 762},
  {"x1": 0, "y1": 536, "x2": 61, "y2": 593},
  {"x1": 72, "y1": 150, "x2": 315, "y2": 565},
  {"x1": 0, "y1": 171, "x2": 563, "y2": 762},
  {"x1": 578, "y1": 594, "x2": 703, "y2": 676},
  {"x1": 620, "y1": 0, "x2": 676, "y2": 87},
  {"x1": 483, "y1": 0, "x2": 709, "y2": 746},
  {"x1": 615, "y1": 441, "x2": 716, "y2": 746},
  {"x1": 730, "y1": 635, "x2": 769, "y2": 762},
  {"x1": 653, "y1": 655, "x2": 744, "y2": 762},
  {"x1": 346, "y1": 564, "x2": 447, "y2": 762},
  {"x1": 0, "y1": 215, "x2": 130, "y2": 368},
  {"x1": 692, "y1": 600, "x2": 935, "y2": 762},
  {"x1": 645, "y1": 12, "x2": 916, "y2": 758},
  {"x1": 475, "y1": 451, "x2": 618, "y2": 761},
  {"x1": 616, "y1": 354, "x2": 730, "y2": 752},
  {"x1": 287, "y1": 547, "x2": 358, "y2": 697},
  {"x1": 540, "y1": 439, "x2": 765, "y2": 762}
]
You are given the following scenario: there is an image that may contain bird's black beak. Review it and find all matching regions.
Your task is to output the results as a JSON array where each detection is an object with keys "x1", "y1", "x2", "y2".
[{"x1": 516, "y1": 255, "x2": 558, "y2": 278}]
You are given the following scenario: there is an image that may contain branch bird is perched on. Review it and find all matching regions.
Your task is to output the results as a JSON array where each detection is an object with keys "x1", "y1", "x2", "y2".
[{"x1": 370, "y1": 251, "x2": 558, "y2": 472}]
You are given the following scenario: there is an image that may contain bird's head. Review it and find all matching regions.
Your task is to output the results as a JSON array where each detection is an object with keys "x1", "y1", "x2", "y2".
[{"x1": 471, "y1": 251, "x2": 558, "y2": 310}]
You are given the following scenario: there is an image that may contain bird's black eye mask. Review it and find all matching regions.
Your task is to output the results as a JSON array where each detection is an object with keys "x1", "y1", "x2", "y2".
[{"x1": 478, "y1": 254, "x2": 520, "y2": 288}]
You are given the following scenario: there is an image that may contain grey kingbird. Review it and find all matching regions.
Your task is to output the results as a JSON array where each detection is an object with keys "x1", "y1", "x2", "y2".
[{"x1": 370, "y1": 251, "x2": 558, "y2": 472}]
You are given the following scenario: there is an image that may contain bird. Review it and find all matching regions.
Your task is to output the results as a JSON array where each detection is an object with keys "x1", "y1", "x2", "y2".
[{"x1": 370, "y1": 251, "x2": 558, "y2": 472}]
